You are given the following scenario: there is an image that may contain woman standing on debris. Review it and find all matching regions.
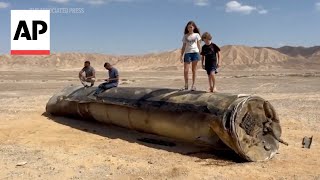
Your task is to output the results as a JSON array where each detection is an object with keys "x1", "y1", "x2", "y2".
[{"x1": 180, "y1": 21, "x2": 201, "y2": 91}]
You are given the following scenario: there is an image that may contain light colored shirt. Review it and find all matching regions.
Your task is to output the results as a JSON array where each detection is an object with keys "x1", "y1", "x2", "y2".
[
  {"x1": 81, "y1": 66, "x2": 95, "y2": 77},
  {"x1": 182, "y1": 33, "x2": 201, "y2": 53}
]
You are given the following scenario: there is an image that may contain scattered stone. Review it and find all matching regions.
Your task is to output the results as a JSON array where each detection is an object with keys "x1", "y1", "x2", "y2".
[
  {"x1": 302, "y1": 136, "x2": 313, "y2": 149},
  {"x1": 16, "y1": 161, "x2": 27, "y2": 166}
]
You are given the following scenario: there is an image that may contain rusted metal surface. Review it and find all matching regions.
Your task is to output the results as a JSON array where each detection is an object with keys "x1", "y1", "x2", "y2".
[{"x1": 46, "y1": 85, "x2": 283, "y2": 161}]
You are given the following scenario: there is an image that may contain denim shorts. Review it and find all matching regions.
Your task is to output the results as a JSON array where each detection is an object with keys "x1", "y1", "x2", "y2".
[{"x1": 184, "y1": 52, "x2": 200, "y2": 63}]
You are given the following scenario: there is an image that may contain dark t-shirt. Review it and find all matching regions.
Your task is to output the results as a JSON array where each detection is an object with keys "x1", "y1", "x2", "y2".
[
  {"x1": 81, "y1": 66, "x2": 95, "y2": 78},
  {"x1": 201, "y1": 43, "x2": 220, "y2": 68},
  {"x1": 108, "y1": 67, "x2": 119, "y2": 85}
]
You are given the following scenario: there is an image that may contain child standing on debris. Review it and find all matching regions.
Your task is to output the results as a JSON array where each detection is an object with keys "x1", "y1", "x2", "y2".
[
  {"x1": 180, "y1": 21, "x2": 202, "y2": 91},
  {"x1": 200, "y1": 32, "x2": 221, "y2": 92}
]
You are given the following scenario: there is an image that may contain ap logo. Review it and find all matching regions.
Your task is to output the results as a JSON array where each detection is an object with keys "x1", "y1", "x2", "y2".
[{"x1": 11, "y1": 10, "x2": 50, "y2": 55}]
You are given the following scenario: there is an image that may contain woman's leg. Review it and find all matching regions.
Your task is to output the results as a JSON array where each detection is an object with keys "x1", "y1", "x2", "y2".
[
  {"x1": 191, "y1": 60, "x2": 198, "y2": 89},
  {"x1": 184, "y1": 63, "x2": 190, "y2": 89}
]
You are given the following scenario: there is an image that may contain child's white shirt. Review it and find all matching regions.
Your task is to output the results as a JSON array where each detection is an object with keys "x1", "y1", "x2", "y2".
[{"x1": 182, "y1": 33, "x2": 201, "y2": 53}]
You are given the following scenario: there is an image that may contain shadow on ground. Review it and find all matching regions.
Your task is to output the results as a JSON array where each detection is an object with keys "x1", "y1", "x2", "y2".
[{"x1": 42, "y1": 112, "x2": 245, "y2": 165}]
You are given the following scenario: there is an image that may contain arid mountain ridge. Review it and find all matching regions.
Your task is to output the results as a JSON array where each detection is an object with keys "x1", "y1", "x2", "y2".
[
  {"x1": 266, "y1": 46, "x2": 320, "y2": 58},
  {"x1": 0, "y1": 45, "x2": 319, "y2": 71}
]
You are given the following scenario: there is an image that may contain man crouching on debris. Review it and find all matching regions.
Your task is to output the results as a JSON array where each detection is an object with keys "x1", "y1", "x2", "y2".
[
  {"x1": 79, "y1": 60, "x2": 96, "y2": 87},
  {"x1": 93, "y1": 62, "x2": 119, "y2": 96}
]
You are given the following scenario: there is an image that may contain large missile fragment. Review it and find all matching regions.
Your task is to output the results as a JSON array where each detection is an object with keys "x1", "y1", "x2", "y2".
[{"x1": 46, "y1": 85, "x2": 283, "y2": 161}]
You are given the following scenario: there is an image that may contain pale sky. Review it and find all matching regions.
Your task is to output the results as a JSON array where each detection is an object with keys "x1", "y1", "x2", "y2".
[{"x1": 1, "y1": 0, "x2": 320, "y2": 54}]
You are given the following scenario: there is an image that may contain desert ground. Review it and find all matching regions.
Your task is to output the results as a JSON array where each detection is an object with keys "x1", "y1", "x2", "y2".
[{"x1": 0, "y1": 68, "x2": 319, "y2": 180}]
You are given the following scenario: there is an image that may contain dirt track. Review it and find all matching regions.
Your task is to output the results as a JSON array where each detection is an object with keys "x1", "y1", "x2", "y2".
[{"x1": 0, "y1": 70, "x2": 319, "y2": 180}]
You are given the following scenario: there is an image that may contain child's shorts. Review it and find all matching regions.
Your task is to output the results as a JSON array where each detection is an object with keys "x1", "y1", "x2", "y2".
[
  {"x1": 184, "y1": 53, "x2": 200, "y2": 63},
  {"x1": 205, "y1": 66, "x2": 218, "y2": 75}
]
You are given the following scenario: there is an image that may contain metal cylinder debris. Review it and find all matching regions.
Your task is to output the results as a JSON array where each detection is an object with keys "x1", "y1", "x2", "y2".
[{"x1": 46, "y1": 85, "x2": 283, "y2": 161}]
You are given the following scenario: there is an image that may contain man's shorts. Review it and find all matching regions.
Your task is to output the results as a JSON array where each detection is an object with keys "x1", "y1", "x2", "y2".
[
  {"x1": 84, "y1": 77, "x2": 95, "y2": 83},
  {"x1": 80, "y1": 73, "x2": 95, "y2": 81},
  {"x1": 184, "y1": 52, "x2": 200, "y2": 63},
  {"x1": 80, "y1": 76, "x2": 95, "y2": 87}
]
